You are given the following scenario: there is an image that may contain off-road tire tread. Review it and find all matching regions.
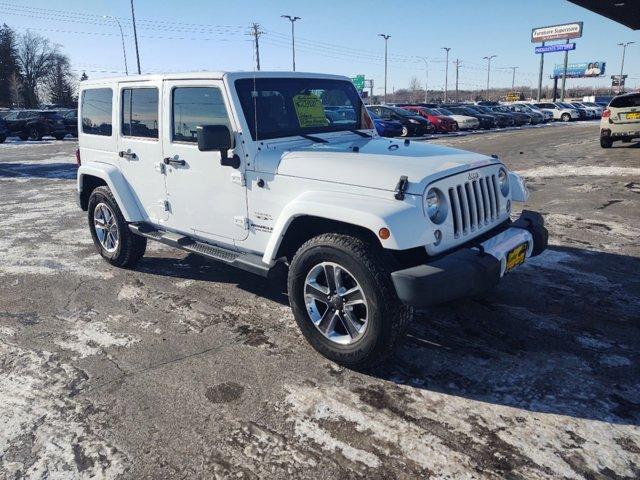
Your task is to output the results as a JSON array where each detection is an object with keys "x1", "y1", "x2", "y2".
[
  {"x1": 289, "y1": 232, "x2": 412, "y2": 369},
  {"x1": 88, "y1": 186, "x2": 146, "y2": 268}
]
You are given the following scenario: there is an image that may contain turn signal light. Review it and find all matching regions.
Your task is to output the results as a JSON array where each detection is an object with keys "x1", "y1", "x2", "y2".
[
  {"x1": 602, "y1": 109, "x2": 611, "y2": 118},
  {"x1": 75, "y1": 148, "x2": 81, "y2": 167},
  {"x1": 378, "y1": 228, "x2": 391, "y2": 240}
]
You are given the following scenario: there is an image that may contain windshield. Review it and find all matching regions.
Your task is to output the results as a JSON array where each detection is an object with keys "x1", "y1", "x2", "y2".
[
  {"x1": 235, "y1": 77, "x2": 371, "y2": 140},
  {"x1": 389, "y1": 107, "x2": 418, "y2": 118},
  {"x1": 558, "y1": 103, "x2": 574, "y2": 109},
  {"x1": 437, "y1": 108, "x2": 454, "y2": 115}
]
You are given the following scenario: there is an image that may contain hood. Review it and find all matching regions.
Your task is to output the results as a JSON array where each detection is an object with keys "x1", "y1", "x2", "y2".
[{"x1": 265, "y1": 136, "x2": 498, "y2": 195}]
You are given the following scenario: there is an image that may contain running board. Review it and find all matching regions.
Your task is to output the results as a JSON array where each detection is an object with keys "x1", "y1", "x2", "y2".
[{"x1": 129, "y1": 223, "x2": 271, "y2": 277}]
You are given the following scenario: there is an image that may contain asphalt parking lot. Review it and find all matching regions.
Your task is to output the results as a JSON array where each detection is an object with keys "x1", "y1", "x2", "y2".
[{"x1": 1, "y1": 124, "x2": 639, "y2": 479}]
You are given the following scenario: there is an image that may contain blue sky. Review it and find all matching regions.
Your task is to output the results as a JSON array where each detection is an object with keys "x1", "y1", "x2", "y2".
[{"x1": 2, "y1": 0, "x2": 638, "y2": 94}]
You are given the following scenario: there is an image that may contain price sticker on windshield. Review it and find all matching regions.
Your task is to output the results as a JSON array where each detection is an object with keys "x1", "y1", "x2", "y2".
[{"x1": 293, "y1": 94, "x2": 328, "y2": 128}]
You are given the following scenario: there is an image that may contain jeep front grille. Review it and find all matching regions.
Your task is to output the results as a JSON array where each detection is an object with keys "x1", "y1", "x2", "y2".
[{"x1": 447, "y1": 174, "x2": 501, "y2": 237}]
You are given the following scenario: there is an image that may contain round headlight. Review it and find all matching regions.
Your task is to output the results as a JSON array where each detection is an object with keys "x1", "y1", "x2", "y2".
[
  {"x1": 498, "y1": 167, "x2": 509, "y2": 196},
  {"x1": 425, "y1": 188, "x2": 447, "y2": 224}
]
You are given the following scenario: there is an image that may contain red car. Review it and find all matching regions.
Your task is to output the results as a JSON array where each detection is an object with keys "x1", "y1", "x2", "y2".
[{"x1": 401, "y1": 106, "x2": 458, "y2": 133}]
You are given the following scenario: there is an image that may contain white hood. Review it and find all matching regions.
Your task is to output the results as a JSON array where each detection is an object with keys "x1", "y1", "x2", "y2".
[{"x1": 265, "y1": 137, "x2": 499, "y2": 195}]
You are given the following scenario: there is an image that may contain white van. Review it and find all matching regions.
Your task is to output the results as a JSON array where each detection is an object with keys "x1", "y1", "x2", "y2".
[{"x1": 76, "y1": 71, "x2": 548, "y2": 367}]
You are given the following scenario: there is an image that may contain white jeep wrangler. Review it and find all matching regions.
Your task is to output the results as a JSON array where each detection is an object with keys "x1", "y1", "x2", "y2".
[{"x1": 76, "y1": 71, "x2": 548, "y2": 368}]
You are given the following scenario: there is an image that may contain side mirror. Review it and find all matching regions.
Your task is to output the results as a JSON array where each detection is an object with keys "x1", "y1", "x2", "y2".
[{"x1": 197, "y1": 125, "x2": 240, "y2": 168}]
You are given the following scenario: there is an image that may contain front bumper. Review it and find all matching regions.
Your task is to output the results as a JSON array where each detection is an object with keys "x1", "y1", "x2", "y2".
[{"x1": 391, "y1": 210, "x2": 548, "y2": 307}]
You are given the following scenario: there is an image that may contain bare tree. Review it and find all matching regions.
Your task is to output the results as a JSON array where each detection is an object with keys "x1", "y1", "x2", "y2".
[
  {"x1": 0, "y1": 24, "x2": 20, "y2": 107},
  {"x1": 408, "y1": 77, "x2": 422, "y2": 103},
  {"x1": 9, "y1": 72, "x2": 23, "y2": 107},
  {"x1": 46, "y1": 53, "x2": 75, "y2": 107},
  {"x1": 16, "y1": 30, "x2": 59, "y2": 107}
]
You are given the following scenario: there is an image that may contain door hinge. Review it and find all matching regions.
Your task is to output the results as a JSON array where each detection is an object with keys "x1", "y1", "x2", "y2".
[
  {"x1": 234, "y1": 216, "x2": 249, "y2": 230},
  {"x1": 155, "y1": 162, "x2": 166, "y2": 174},
  {"x1": 231, "y1": 171, "x2": 245, "y2": 186}
]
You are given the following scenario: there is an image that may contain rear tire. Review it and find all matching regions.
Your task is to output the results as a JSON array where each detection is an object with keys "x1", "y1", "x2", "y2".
[
  {"x1": 28, "y1": 126, "x2": 43, "y2": 141},
  {"x1": 54, "y1": 133, "x2": 66, "y2": 141},
  {"x1": 561, "y1": 113, "x2": 571, "y2": 122},
  {"x1": 401, "y1": 126, "x2": 409, "y2": 137},
  {"x1": 288, "y1": 233, "x2": 412, "y2": 369},
  {"x1": 600, "y1": 137, "x2": 613, "y2": 148},
  {"x1": 87, "y1": 186, "x2": 147, "y2": 268}
]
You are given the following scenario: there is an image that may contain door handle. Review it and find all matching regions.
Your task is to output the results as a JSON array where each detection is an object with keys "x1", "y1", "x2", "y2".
[
  {"x1": 163, "y1": 157, "x2": 186, "y2": 166},
  {"x1": 118, "y1": 151, "x2": 137, "y2": 159}
]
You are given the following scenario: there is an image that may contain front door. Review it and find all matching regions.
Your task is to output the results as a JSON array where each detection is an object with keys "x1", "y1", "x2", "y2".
[
  {"x1": 162, "y1": 80, "x2": 248, "y2": 242},
  {"x1": 117, "y1": 81, "x2": 168, "y2": 224}
]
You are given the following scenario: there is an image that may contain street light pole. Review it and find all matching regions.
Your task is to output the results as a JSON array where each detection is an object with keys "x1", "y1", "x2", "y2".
[
  {"x1": 103, "y1": 15, "x2": 128, "y2": 75},
  {"x1": 442, "y1": 47, "x2": 451, "y2": 102},
  {"x1": 379, "y1": 34, "x2": 391, "y2": 104},
  {"x1": 130, "y1": 0, "x2": 141, "y2": 74},
  {"x1": 617, "y1": 41, "x2": 634, "y2": 94},
  {"x1": 281, "y1": 15, "x2": 301, "y2": 71},
  {"x1": 483, "y1": 55, "x2": 497, "y2": 97},
  {"x1": 511, "y1": 66, "x2": 518, "y2": 90}
]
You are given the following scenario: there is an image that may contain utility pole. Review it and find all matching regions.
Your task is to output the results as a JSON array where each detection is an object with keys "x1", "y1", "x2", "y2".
[
  {"x1": 454, "y1": 59, "x2": 461, "y2": 102},
  {"x1": 366, "y1": 78, "x2": 374, "y2": 104},
  {"x1": 130, "y1": 0, "x2": 141, "y2": 74},
  {"x1": 537, "y1": 41, "x2": 545, "y2": 101},
  {"x1": 483, "y1": 55, "x2": 497, "y2": 98},
  {"x1": 560, "y1": 39, "x2": 570, "y2": 101},
  {"x1": 418, "y1": 57, "x2": 428, "y2": 103},
  {"x1": 510, "y1": 66, "x2": 518, "y2": 90},
  {"x1": 103, "y1": 15, "x2": 128, "y2": 75},
  {"x1": 249, "y1": 23, "x2": 264, "y2": 71},
  {"x1": 378, "y1": 34, "x2": 391, "y2": 104},
  {"x1": 281, "y1": 15, "x2": 301, "y2": 71},
  {"x1": 617, "y1": 41, "x2": 634, "y2": 94},
  {"x1": 442, "y1": 47, "x2": 451, "y2": 102}
]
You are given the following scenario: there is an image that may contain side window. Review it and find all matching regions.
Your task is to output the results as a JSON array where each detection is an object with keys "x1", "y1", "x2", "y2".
[
  {"x1": 81, "y1": 88, "x2": 113, "y2": 136},
  {"x1": 122, "y1": 88, "x2": 158, "y2": 139},
  {"x1": 172, "y1": 87, "x2": 229, "y2": 143}
]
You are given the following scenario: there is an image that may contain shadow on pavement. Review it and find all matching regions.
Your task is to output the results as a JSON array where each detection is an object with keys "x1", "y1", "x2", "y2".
[
  {"x1": 0, "y1": 162, "x2": 77, "y2": 180},
  {"x1": 135, "y1": 245, "x2": 640, "y2": 425}
]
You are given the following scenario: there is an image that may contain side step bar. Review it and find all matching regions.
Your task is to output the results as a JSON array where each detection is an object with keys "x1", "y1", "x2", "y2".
[{"x1": 129, "y1": 223, "x2": 271, "y2": 277}]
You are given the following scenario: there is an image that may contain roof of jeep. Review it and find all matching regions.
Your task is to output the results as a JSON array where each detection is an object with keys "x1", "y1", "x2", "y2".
[{"x1": 79, "y1": 71, "x2": 350, "y2": 87}]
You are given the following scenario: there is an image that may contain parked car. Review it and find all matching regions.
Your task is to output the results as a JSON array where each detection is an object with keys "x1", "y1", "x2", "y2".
[
  {"x1": 447, "y1": 105, "x2": 497, "y2": 129},
  {"x1": 487, "y1": 105, "x2": 530, "y2": 126},
  {"x1": 433, "y1": 107, "x2": 480, "y2": 130},
  {"x1": 569, "y1": 102, "x2": 601, "y2": 118},
  {"x1": 0, "y1": 117, "x2": 8, "y2": 143},
  {"x1": 600, "y1": 92, "x2": 640, "y2": 148},
  {"x1": 533, "y1": 102, "x2": 579, "y2": 122},
  {"x1": 400, "y1": 106, "x2": 458, "y2": 133},
  {"x1": 59, "y1": 109, "x2": 78, "y2": 137},
  {"x1": 505, "y1": 104, "x2": 544, "y2": 124},
  {"x1": 470, "y1": 105, "x2": 515, "y2": 127},
  {"x1": 367, "y1": 105, "x2": 433, "y2": 136},
  {"x1": 580, "y1": 101, "x2": 605, "y2": 116},
  {"x1": 2, "y1": 109, "x2": 68, "y2": 140},
  {"x1": 556, "y1": 102, "x2": 588, "y2": 120},
  {"x1": 368, "y1": 111, "x2": 404, "y2": 137},
  {"x1": 76, "y1": 71, "x2": 548, "y2": 368},
  {"x1": 526, "y1": 104, "x2": 553, "y2": 122}
]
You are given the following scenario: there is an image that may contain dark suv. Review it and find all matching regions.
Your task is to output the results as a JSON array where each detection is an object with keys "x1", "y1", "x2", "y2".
[
  {"x1": 0, "y1": 115, "x2": 9, "y2": 143},
  {"x1": 58, "y1": 109, "x2": 78, "y2": 137},
  {"x1": 2, "y1": 110, "x2": 67, "y2": 141}
]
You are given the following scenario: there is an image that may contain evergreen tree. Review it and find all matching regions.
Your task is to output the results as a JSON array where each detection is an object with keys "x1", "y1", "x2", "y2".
[
  {"x1": 46, "y1": 53, "x2": 75, "y2": 107},
  {"x1": 0, "y1": 24, "x2": 20, "y2": 107}
]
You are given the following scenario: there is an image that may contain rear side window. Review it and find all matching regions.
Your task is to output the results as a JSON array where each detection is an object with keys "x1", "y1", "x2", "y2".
[
  {"x1": 610, "y1": 94, "x2": 640, "y2": 108},
  {"x1": 122, "y1": 88, "x2": 159, "y2": 138},
  {"x1": 172, "y1": 87, "x2": 229, "y2": 143},
  {"x1": 82, "y1": 88, "x2": 113, "y2": 136}
]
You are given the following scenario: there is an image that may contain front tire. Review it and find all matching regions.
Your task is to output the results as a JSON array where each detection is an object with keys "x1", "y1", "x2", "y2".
[
  {"x1": 87, "y1": 186, "x2": 146, "y2": 268},
  {"x1": 401, "y1": 126, "x2": 409, "y2": 137},
  {"x1": 28, "y1": 126, "x2": 43, "y2": 141},
  {"x1": 288, "y1": 233, "x2": 412, "y2": 369},
  {"x1": 600, "y1": 137, "x2": 613, "y2": 148},
  {"x1": 561, "y1": 113, "x2": 571, "y2": 122},
  {"x1": 54, "y1": 133, "x2": 66, "y2": 141}
]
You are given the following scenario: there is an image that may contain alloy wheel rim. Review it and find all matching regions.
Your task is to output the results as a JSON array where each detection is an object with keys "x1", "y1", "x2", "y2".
[
  {"x1": 304, "y1": 261, "x2": 368, "y2": 345},
  {"x1": 93, "y1": 203, "x2": 119, "y2": 253}
]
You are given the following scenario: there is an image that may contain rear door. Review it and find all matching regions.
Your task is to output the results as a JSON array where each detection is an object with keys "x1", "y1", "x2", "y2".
[
  {"x1": 161, "y1": 80, "x2": 248, "y2": 242},
  {"x1": 117, "y1": 81, "x2": 168, "y2": 224}
]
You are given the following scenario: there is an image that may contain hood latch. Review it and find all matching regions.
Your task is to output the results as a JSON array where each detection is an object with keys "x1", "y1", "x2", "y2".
[{"x1": 394, "y1": 175, "x2": 409, "y2": 200}]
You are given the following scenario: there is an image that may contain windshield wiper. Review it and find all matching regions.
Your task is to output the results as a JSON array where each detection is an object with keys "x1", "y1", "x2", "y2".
[
  {"x1": 299, "y1": 134, "x2": 328, "y2": 143},
  {"x1": 349, "y1": 129, "x2": 371, "y2": 138}
]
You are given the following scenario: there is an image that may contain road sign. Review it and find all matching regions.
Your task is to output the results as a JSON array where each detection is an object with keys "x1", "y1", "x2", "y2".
[
  {"x1": 351, "y1": 75, "x2": 365, "y2": 93},
  {"x1": 535, "y1": 43, "x2": 576, "y2": 54},
  {"x1": 531, "y1": 22, "x2": 583, "y2": 43}
]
